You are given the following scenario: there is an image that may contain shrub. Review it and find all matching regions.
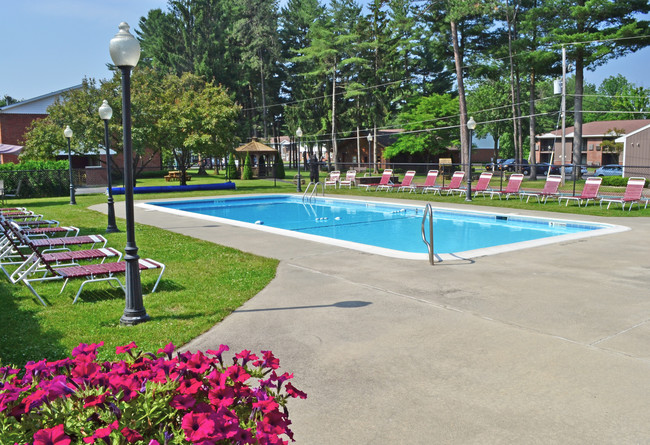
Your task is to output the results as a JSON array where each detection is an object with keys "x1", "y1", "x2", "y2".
[
  {"x1": 274, "y1": 157, "x2": 286, "y2": 179},
  {"x1": 227, "y1": 154, "x2": 239, "y2": 180},
  {"x1": 0, "y1": 342, "x2": 306, "y2": 444},
  {"x1": 601, "y1": 176, "x2": 648, "y2": 187},
  {"x1": 242, "y1": 153, "x2": 254, "y2": 180}
]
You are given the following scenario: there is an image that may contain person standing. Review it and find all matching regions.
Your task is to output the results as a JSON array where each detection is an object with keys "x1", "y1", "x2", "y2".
[{"x1": 309, "y1": 153, "x2": 320, "y2": 183}]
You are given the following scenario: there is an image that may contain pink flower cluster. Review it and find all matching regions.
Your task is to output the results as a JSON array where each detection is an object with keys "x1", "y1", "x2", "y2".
[{"x1": 0, "y1": 342, "x2": 306, "y2": 445}]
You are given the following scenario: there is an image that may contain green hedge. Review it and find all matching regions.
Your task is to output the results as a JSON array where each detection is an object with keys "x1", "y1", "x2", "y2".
[{"x1": 601, "y1": 176, "x2": 648, "y2": 187}]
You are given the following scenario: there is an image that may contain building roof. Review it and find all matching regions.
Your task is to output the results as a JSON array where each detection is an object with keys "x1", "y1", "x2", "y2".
[
  {"x1": 0, "y1": 144, "x2": 23, "y2": 155},
  {"x1": 537, "y1": 120, "x2": 650, "y2": 139},
  {"x1": 0, "y1": 85, "x2": 82, "y2": 115},
  {"x1": 235, "y1": 139, "x2": 278, "y2": 153}
]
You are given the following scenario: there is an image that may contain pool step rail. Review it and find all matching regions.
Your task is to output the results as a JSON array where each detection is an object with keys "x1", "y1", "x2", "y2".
[
  {"x1": 303, "y1": 182, "x2": 324, "y2": 202},
  {"x1": 421, "y1": 203, "x2": 435, "y2": 265}
]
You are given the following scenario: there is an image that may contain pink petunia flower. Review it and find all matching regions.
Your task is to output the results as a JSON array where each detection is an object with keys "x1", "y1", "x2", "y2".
[
  {"x1": 170, "y1": 394, "x2": 196, "y2": 410},
  {"x1": 33, "y1": 424, "x2": 71, "y2": 445},
  {"x1": 120, "y1": 427, "x2": 144, "y2": 443},
  {"x1": 156, "y1": 342, "x2": 175, "y2": 359},
  {"x1": 181, "y1": 412, "x2": 216, "y2": 442},
  {"x1": 115, "y1": 341, "x2": 138, "y2": 355},
  {"x1": 285, "y1": 382, "x2": 307, "y2": 399}
]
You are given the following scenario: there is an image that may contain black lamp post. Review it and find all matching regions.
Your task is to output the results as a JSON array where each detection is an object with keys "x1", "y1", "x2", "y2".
[
  {"x1": 64, "y1": 126, "x2": 76, "y2": 205},
  {"x1": 296, "y1": 127, "x2": 303, "y2": 192},
  {"x1": 367, "y1": 132, "x2": 373, "y2": 172},
  {"x1": 110, "y1": 22, "x2": 149, "y2": 325},
  {"x1": 466, "y1": 116, "x2": 477, "y2": 202},
  {"x1": 99, "y1": 100, "x2": 119, "y2": 233}
]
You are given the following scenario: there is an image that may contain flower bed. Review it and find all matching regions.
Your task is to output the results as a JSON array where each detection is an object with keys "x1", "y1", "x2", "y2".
[{"x1": 0, "y1": 342, "x2": 306, "y2": 444}]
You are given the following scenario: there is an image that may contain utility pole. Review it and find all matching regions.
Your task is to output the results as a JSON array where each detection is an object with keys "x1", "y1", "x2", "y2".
[{"x1": 549, "y1": 45, "x2": 566, "y2": 185}]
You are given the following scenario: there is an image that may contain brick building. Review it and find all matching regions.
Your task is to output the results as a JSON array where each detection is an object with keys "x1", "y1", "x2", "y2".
[
  {"x1": 0, "y1": 85, "x2": 82, "y2": 163},
  {"x1": 535, "y1": 120, "x2": 650, "y2": 167}
]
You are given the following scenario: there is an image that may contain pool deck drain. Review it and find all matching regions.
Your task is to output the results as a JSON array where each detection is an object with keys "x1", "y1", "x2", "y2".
[{"x1": 97, "y1": 194, "x2": 650, "y2": 444}]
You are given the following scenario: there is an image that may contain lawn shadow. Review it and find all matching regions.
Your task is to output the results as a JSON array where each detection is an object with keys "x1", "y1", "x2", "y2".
[
  {"x1": 235, "y1": 300, "x2": 372, "y2": 313},
  {"x1": 0, "y1": 281, "x2": 67, "y2": 367}
]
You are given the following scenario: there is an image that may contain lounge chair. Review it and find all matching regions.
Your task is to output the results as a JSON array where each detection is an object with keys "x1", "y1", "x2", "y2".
[
  {"x1": 339, "y1": 170, "x2": 357, "y2": 188},
  {"x1": 409, "y1": 170, "x2": 439, "y2": 194},
  {"x1": 519, "y1": 175, "x2": 561, "y2": 203},
  {"x1": 0, "y1": 220, "x2": 118, "y2": 281},
  {"x1": 486, "y1": 173, "x2": 524, "y2": 200},
  {"x1": 324, "y1": 171, "x2": 340, "y2": 189},
  {"x1": 468, "y1": 172, "x2": 494, "y2": 197},
  {"x1": 359, "y1": 169, "x2": 393, "y2": 191},
  {"x1": 558, "y1": 177, "x2": 602, "y2": 207},
  {"x1": 378, "y1": 170, "x2": 415, "y2": 192},
  {"x1": 600, "y1": 177, "x2": 646, "y2": 211},
  {"x1": 425, "y1": 171, "x2": 465, "y2": 195},
  {"x1": 15, "y1": 245, "x2": 164, "y2": 306}
]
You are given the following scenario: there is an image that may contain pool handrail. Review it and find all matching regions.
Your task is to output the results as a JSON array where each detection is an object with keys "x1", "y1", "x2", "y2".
[
  {"x1": 303, "y1": 181, "x2": 324, "y2": 203},
  {"x1": 421, "y1": 203, "x2": 435, "y2": 266}
]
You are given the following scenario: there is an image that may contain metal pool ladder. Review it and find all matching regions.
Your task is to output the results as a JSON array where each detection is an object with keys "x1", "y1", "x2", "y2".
[
  {"x1": 302, "y1": 182, "x2": 324, "y2": 202},
  {"x1": 421, "y1": 203, "x2": 435, "y2": 265}
]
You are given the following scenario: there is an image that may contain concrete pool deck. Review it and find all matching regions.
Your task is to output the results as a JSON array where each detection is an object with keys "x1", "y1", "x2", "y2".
[{"x1": 103, "y1": 194, "x2": 650, "y2": 443}]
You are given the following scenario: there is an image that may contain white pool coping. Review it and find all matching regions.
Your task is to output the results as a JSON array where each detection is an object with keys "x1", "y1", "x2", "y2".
[{"x1": 137, "y1": 195, "x2": 630, "y2": 262}]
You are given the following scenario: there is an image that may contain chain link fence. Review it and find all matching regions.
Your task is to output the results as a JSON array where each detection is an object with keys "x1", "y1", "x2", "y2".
[{"x1": 0, "y1": 169, "x2": 87, "y2": 199}]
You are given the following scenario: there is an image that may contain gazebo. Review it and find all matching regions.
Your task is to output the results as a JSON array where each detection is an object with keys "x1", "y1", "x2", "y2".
[{"x1": 235, "y1": 139, "x2": 278, "y2": 177}]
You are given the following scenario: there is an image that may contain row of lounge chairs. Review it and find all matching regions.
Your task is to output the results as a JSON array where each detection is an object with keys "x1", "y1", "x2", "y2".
[
  {"x1": 347, "y1": 169, "x2": 648, "y2": 210},
  {"x1": 0, "y1": 208, "x2": 165, "y2": 306}
]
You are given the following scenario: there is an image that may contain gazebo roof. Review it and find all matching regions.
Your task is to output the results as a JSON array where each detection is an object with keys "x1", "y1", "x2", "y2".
[{"x1": 235, "y1": 140, "x2": 278, "y2": 153}]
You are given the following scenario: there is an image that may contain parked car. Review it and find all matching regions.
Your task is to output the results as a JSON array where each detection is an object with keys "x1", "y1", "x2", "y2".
[
  {"x1": 563, "y1": 165, "x2": 588, "y2": 176},
  {"x1": 500, "y1": 158, "x2": 531, "y2": 175},
  {"x1": 535, "y1": 162, "x2": 560, "y2": 175},
  {"x1": 594, "y1": 164, "x2": 623, "y2": 177},
  {"x1": 485, "y1": 159, "x2": 504, "y2": 172}
]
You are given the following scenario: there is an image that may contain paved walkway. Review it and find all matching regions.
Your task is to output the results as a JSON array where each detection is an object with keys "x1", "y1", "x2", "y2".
[{"x1": 99, "y1": 195, "x2": 650, "y2": 444}]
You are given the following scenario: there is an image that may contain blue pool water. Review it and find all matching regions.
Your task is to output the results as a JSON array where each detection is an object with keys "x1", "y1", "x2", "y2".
[{"x1": 145, "y1": 195, "x2": 616, "y2": 257}]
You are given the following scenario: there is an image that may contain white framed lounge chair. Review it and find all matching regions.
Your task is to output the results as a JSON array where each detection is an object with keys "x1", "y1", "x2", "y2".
[
  {"x1": 487, "y1": 174, "x2": 524, "y2": 200},
  {"x1": 339, "y1": 170, "x2": 357, "y2": 188},
  {"x1": 359, "y1": 169, "x2": 393, "y2": 191},
  {"x1": 519, "y1": 175, "x2": 561, "y2": 203},
  {"x1": 558, "y1": 177, "x2": 602, "y2": 207},
  {"x1": 600, "y1": 177, "x2": 646, "y2": 211},
  {"x1": 324, "y1": 171, "x2": 340, "y2": 188}
]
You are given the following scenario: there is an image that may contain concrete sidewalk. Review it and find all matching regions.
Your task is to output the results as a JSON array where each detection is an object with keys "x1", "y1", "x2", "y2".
[{"x1": 100, "y1": 195, "x2": 650, "y2": 443}]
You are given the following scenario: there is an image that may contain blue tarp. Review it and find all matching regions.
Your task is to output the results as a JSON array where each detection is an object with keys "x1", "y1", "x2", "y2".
[{"x1": 111, "y1": 182, "x2": 236, "y2": 195}]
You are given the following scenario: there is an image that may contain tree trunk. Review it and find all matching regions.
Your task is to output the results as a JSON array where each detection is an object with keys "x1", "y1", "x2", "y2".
[
  {"x1": 450, "y1": 20, "x2": 468, "y2": 170},
  {"x1": 573, "y1": 47, "x2": 584, "y2": 180},
  {"x1": 506, "y1": 9, "x2": 520, "y2": 171},
  {"x1": 259, "y1": 51, "x2": 268, "y2": 140},
  {"x1": 529, "y1": 68, "x2": 538, "y2": 178},
  {"x1": 331, "y1": 62, "x2": 338, "y2": 171}
]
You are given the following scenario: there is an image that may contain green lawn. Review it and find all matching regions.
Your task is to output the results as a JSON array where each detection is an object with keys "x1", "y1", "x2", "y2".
[{"x1": 1, "y1": 170, "x2": 646, "y2": 367}]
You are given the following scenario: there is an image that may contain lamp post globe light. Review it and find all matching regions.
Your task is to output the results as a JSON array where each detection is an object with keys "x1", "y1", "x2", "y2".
[
  {"x1": 295, "y1": 127, "x2": 303, "y2": 192},
  {"x1": 466, "y1": 117, "x2": 477, "y2": 202},
  {"x1": 64, "y1": 126, "x2": 76, "y2": 205},
  {"x1": 366, "y1": 132, "x2": 373, "y2": 172},
  {"x1": 99, "y1": 100, "x2": 119, "y2": 233},
  {"x1": 110, "y1": 22, "x2": 149, "y2": 325}
]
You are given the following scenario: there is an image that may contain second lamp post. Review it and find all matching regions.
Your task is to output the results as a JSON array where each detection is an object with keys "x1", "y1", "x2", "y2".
[
  {"x1": 466, "y1": 117, "x2": 477, "y2": 202},
  {"x1": 295, "y1": 127, "x2": 303, "y2": 192},
  {"x1": 64, "y1": 125, "x2": 76, "y2": 205},
  {"x1": 99, "y1": 100, "x2": 119, "y2": 233}
]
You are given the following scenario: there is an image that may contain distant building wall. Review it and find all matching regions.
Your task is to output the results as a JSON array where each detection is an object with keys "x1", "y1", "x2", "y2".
[{"x1": 0, "y1": 113, "x2": 46, "y2": 145}]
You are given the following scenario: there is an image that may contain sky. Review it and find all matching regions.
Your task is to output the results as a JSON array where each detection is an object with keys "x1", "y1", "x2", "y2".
[{"x1": 1, "y1": 0, "x2": 649, "y2": 102}]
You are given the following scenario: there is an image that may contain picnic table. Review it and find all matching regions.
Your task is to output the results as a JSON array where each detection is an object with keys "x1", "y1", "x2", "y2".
[{"x1": 164, "y1": 171, "x2": 192, "y2": 182}]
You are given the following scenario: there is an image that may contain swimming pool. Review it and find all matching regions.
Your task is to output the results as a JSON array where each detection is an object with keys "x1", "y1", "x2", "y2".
[{"x1": 140, "y1": 195, "x2": 627, "y2": 261}]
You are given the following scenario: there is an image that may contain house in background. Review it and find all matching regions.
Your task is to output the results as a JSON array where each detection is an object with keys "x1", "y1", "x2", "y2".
[
  {"x1": 616, "y1": 123, "x2": 650, "y2": 179},
  {"x1": 535, "y1": 120, "x2": 650, "y2": 167},
  {"x1": 0, "y1": 85, "x2": 82, "y2": 164}
]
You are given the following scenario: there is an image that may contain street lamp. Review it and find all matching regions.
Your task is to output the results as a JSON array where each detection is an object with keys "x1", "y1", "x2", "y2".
[
  {"x1": 64, "y1": 126, "x2": 76, "y2": 205},
  {"x1": 296, "y1": 127, "x2": 303, "y2": 192},
  {"x1": 466, "y1": 117, "x2": 477, "y2": 202},
  {"x1": 99, "y1": 100, "x2": 119, "y2": 233},
  {"x1": 110, "y1": 22, "x2": 149, "y2": 325},
  {"x1": 367, "y1": 132, "x2": 373, "y2": 173}
]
